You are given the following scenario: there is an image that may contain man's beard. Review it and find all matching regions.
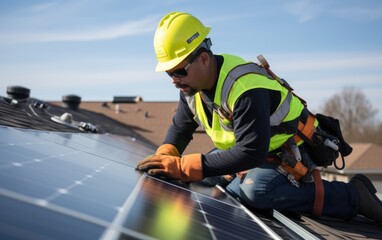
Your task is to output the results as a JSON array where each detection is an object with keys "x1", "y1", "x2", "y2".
[{"x1": 175, "y1": 83, "x2": 197, "y2": 96}]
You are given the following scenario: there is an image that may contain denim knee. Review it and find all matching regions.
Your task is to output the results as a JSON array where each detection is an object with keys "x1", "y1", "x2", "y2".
[
  {"x1": 239, "y1": 177, "x2": 270, "y2": 208},
  {"x1": 227, "y1": 165, "x2": 279, "y2": 209}
]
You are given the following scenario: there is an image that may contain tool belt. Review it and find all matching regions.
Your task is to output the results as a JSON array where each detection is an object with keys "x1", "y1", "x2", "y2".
[{"x1": 268, "y1": 111, "x2": 352, "y2": 217}]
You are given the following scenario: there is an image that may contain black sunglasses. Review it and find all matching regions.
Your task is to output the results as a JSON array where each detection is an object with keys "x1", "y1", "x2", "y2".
[{"x1": 166, "y1": 48, "x2": 205, "y2": 78}]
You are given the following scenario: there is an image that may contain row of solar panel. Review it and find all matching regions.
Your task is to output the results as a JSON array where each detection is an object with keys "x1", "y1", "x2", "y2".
[{"x1": 0, "y1": 126, "x2": 278, "y2": 239}]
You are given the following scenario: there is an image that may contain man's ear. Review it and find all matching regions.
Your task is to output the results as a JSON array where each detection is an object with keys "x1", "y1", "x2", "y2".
[{"x1": 199, "y1": 52, "x2": 210, "y2": 65}]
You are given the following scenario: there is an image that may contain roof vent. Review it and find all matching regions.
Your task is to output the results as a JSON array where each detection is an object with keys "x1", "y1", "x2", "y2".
[
  {"x1": 7, "y1": 86, "x2": 30, "y2": 100},
  {"x1": 62, "y1": 94, "x2": 81, "y2": 111},
  {"x1": 53, "y1": 112, "x2": 73, "y2": 124},
  {"x1": 112, "y1": 96, "x2": 142, "y2": 104}
]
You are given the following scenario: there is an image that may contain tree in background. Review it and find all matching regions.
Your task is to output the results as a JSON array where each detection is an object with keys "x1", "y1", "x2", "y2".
[{"x1": 321, "y1": 87, "x2": 381, "y2": 144}]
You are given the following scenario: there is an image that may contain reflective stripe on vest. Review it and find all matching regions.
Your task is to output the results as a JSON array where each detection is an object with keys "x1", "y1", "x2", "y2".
[{"x1": 220, "y1": 63, "x2": 293, "y2": 129}]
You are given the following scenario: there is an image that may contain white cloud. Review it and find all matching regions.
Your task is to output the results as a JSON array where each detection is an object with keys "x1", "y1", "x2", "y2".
[
  {"x1": 267, "y1": 52, "x2": 382, "y2": 72},
  {"x1": 283, "y1": 0, "x2": 323, "y2": 22},
  {"x1": 29, "y1": 2, "x2": 59, "y2": 12},
  {"x1": 284, "y1": 1, "x2": 382, "y2": 22},
  {"x1": 0, "y1": 17, "x2": 158, "y2": 43},
  {"x1": 334, "y1": 6, "x2": 382, "y2": 21}
]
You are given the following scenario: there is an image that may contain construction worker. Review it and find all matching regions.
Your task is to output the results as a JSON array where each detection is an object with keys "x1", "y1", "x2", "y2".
[{"x1": 136, "y1": 12, "x2": 382, "y2": 224}]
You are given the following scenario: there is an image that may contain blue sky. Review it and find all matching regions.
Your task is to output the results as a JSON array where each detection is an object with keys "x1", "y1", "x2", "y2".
[{"x1": 1, "y1": 0, "x2": 382, "y2": 119}]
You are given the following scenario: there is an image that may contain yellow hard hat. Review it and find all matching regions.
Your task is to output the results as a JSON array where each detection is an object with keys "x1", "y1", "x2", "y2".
[{"x1": 154, "y1": 12, "x2": 211, "y2": 72}]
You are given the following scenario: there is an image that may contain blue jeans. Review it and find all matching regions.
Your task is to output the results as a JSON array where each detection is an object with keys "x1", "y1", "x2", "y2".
[{"x1": 226, "y1": 162, "x2": 358, "y2": 220}]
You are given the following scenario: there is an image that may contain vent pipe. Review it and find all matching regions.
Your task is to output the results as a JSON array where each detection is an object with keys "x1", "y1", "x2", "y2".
[
  {"x1": 6, "y1": 86, "x2": 30, "y2": 100},
  {"x1": 62, "y1": 94, "x2": 81, "y2": 111}
]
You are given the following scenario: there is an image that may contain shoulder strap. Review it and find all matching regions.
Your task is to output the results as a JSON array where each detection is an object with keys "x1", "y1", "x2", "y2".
[
  {"x1": 219, "y1": 62, "x2": 294, "y2": 130},
  {"x1": 220, "y1": 62, "x2": 273, "y2": 117}
]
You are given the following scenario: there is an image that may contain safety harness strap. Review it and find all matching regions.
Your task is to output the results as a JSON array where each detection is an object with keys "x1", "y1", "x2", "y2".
[
  {"x1": 312, "y1": 169, "x2": 324, "y2": 217},
  {"x1": 292, "y1": 112, "x2": 324, "y2": 217},
  {"x1": 293, "y1": 112, "x2": 316, "y2": 143},
  {"x1": 220, "y1": 62, "x2": 273, "y2": 115}
]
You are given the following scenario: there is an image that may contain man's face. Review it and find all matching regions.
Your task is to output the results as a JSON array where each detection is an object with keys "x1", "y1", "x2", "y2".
[{"x1": 166, "y1": 51, "x2": 204, "y2": 96}]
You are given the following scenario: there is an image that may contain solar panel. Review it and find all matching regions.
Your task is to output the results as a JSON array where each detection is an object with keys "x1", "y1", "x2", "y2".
[{"x1": 0, "y1": 126, "x2": 281, "y2": 239}]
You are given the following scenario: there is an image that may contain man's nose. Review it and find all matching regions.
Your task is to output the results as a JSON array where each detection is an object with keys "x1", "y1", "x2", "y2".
[{"x1": 172, "y1": 76, "x2": 182, "y2": 84}]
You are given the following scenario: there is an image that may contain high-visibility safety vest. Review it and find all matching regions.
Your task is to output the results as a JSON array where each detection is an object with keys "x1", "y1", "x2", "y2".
[{"x1": 184, "y1": 54, "x2": 307, "y2": 151}]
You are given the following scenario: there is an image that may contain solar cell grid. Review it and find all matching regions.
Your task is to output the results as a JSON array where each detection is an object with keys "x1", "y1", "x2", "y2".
[
  {"x1": 113, "y1": 176, "x2": 275, "y2": 239},
  {"x1": 0, "y1": 126, "x2": 280, "y2": 239}
]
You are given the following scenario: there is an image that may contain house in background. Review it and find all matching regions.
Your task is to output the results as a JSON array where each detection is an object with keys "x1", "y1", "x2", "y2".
[{"x1": 322, "y1": 143, "x2": 382, "y2": 194}]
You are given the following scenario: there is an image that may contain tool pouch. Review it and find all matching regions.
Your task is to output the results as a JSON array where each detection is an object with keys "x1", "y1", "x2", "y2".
[
  {"x1": 303, "y1": 129, "x2": 339, "y2": 167},
  {"x1": 302, "y1": 113, "x2": 352, "y2": 170}
]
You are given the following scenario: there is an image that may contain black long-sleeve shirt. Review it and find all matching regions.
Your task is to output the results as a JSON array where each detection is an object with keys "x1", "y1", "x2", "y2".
[{"x1": 163, "y1": 55, "x2": 281, "y2": 177}]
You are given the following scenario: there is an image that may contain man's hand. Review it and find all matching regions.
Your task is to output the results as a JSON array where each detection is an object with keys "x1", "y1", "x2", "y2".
[
  {"x1": 236, "y1": 170, "x2": 248, "y2": 180},
  {"x1": 136, "y1": 154, "x2": 203, "y2": 182},
  {"x1": 155, "y1": 143, "x2": 179, "y2": 156}
]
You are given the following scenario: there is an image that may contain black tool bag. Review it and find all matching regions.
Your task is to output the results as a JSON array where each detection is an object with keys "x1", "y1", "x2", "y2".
[{"x1": 303, "y1": 113, "x2": 352, "y2": 170}]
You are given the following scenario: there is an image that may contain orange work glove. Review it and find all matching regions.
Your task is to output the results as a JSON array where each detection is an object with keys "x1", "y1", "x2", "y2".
[
  {"x1": 155, "y1": 143, "x2": 179, "y2": 156},
  {"x1": 136, "y1": 154, "x2": 203, "y2": 182}
]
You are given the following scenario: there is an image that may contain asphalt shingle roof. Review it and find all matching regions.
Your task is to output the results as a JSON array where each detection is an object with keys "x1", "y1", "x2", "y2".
[{"x1": 69, "y1": 101, "x2": 216, "y2": 155}]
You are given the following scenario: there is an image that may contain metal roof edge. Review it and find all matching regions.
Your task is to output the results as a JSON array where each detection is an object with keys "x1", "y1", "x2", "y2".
[{"x1": 272, "y1": 210, "x2": 320, "y2": 240}]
